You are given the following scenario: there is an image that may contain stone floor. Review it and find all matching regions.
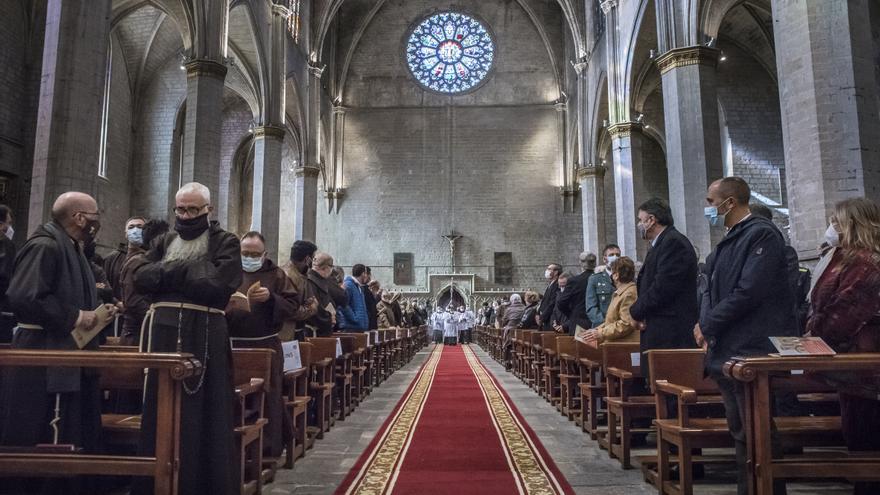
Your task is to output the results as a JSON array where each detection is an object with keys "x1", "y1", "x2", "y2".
[{"x1": 266, "y1": 344, "x2": 853, "y2": 495}]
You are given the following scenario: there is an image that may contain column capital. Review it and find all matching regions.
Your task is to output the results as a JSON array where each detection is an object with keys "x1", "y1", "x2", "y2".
[
  {"x1": 184, "y1": 59, "x2": 228, "y2": 79},
  {"x1": 271, "y1": 1, "x2": 290, "y2": 17},
  {"x1": 308, "y1": 62, "x2": 325, "y2": 79},
  {"x1": 294, "y1": 165, "x2": 321, "y2": 178},
  {"x1": 571, "y1": 56, "x2": 589, "y2": 76},
  {"x1": 576, "y1": 165, "x2": 607, "y2": 180},
  {"x1": 554, "y1": 100, "x2": 567, "y2": 112},
  {"x1": 253, "y1": 125, "x2": 286, "y2": 140},
  {"x1": 607, "y1": 121, "x2": 643, "y2": 138},
  {"x1": 655, "y1": 46, "x2": 720, "y2": 75},
  {"x1": 600, "y1": 0, "x2": 618, "y2": 15},
  {"x1": 332, "y1": 105, "x2": 348, "y2": 115}
]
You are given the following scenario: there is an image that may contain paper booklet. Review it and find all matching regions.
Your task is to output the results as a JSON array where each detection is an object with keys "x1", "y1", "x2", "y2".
[
  {"x1": 228, "y1": 281, "x2": 262, "y2": 313},
  {"x1": 769, "y1": 336, "x2": 836, "y2": 356},
  {"x1": 71, "y1": 304, "x2": 115, "y2": 349}
]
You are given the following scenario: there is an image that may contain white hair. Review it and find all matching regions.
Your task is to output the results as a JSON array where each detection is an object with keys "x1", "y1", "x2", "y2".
[
  {"x1": 509, "y1": 294, "x2": 522, "y2": 304},
  {"x1": 177, "y1": 182, "x2": 211, "y2": 204}
]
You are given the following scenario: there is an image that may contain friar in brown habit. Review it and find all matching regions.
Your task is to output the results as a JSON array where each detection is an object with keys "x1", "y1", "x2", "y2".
[
  {"x1": 226, "y1": 231, "x2": 300, "y2": 458},
  {"x1": 131, "y1": 183, "x2": 241, "y2": 495}
]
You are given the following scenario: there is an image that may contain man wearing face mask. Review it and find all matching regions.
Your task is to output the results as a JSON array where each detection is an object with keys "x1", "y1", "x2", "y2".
[
  {"x1": 306, "y1": 252, "x2": 348, "y2": 337},
  {"x1": 537, "y1": 263, "x2": 562, "y2": 330},
  {"x1": 132, "y1": 182, "x2": 241, "y2": 495},
  {"x1": 119, "y1": 219, "x2": 169, "y2": 346},
  {"x1": 0, "y1": 205, "x2": 16, "y2": 343},
  {"x1": 586, "y1": 244, "x2": 621, "y2": 328},
  {"x1": 1, "y1": 192, "x2": 118, "y2": 491},
  {"x1": 226, "y1": 231, "x2": 300, "y2": 460},
  {"x1": 104, "y1": 217, "x2": 146, "y2": 302},
  {"x1": 629, "y1": 198, "x2": 699, "y2": 361},
  {"x1": 280, "y1": 241, "x2": 320, "y2": 341},
  {"x1": 695, "y1": 177, "x2": 794, "y2": 495},
  {"x1": 554, "y1": 253, "x2": 596, "y2": 335}
]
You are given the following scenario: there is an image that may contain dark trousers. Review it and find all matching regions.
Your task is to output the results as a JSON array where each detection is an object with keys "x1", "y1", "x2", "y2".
[
  {"x1": 716, "y1": 376, "x2": 786, "y2": 495},
  {"x1": 839, "y1": 392, "x2": 880, "y2": 495}
]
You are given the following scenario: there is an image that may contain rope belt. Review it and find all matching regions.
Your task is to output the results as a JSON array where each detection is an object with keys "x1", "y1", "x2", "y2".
[
  {"x1": 230, "y1": 333, "x2": 279, "y2": 343},
  {"x1": 139, "y1": 302, "x2": 225, "y2": 396},
  {"x1": 16, "y1": 323, "x2": 44, "y2": 330}
]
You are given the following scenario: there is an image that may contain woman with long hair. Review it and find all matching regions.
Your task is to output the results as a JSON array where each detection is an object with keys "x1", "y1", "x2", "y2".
[{"x1": 806, "y1": 197, "x2": 880, "y2": 495}]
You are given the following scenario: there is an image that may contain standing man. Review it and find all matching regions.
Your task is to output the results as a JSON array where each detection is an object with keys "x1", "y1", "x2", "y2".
[
  {"x1": 227, "y1": 231, "x2": 300, "y2": 460},
  {"x1": 1, "y1": 193, "x2": 117, "y2": 493},
  {"x1": 537, "y1": 263, "x2": 562, "y2": 330},
  {"x1": 133, "y1": 182, "x2": 241, "y2": 495},
  {"x1": 119, "y1": 219, "x2": 169, "y2": 346},
  {"x1": 104, "y1": 216, "x2": 146, "y2": 301},
  {"x1": 586, "y1": 244, "x2": 620, "y2": 328},
  {"x1": 280, "y1": 241, "x2": 320, "y2": 341},
  {"x1": 363, "y1": 267, "x2": 379, "y2": 330},
  {"x1": 306, "y1": 252, "x2": 345, "y2": 337},
  {"x1": 0, "y1": 205, "x2": 16, "y2": 343},
  {"x1": 695, "y1": 177, "x2": 794, "y2": 495},
  {"x1": 338, "y1": 264, "x2": 370, "y2": 332},
  {"x1": 555, "y1": 252, "x2": 595, "y2": 335},
  {"x1": 629, "y1": 198, "x2": 699, "y2": 359}
]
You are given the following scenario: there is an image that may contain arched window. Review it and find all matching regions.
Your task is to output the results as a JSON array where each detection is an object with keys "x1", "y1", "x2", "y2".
[
  {"x1": 405, "y1": 12, "x2": 495, "y2": 94},
  {"x1": 287, "y1": 0, "x2": 301, "y2": 43}
]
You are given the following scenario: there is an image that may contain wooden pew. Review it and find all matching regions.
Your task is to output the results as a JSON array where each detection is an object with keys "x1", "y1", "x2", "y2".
[
  {"x1": 576, "y1": 339, "x2": 607, "y2": 439},
  {"x1": 511, "y1": 330, "x2": 523, "y2": 380},
  {"x1": 520, "y1": 330, "x2": 535, "y2": 386},
  {"x1": 334, "y1": 336, "x2": 354, "y2": 419},
  {"x1": 337, "y1": 333, "x2": 369, "y2": 406},
  {"x1": 305, "y1": 337, "x2": 336, "y2": 438},
  {"x1": 282, "y1": 341, "x2": 312, "y2": 468},
  {"x1": 541, "y1": 333, "x2": 561, "y2": 406},
  {"x1": 530, "y1": 332, "x2": 547, "y2": 393},
  {"x1": 557, "y1": 336, "x2": 580, "y2": 421},
  {"x1": 231, "y1": 348, "x2": 272, "y2": 495},
  {"x1": 0, "y1": 349, "x2": 199, "y2": 494},
  {"x1": 602, "y1": 342, "x2": 654, "y2": 468},
  {"x1": 725, "y1": 354, "x2": 880, "y2": 495}
]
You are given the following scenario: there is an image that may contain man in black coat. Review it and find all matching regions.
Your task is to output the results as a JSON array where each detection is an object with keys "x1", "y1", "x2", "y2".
[
  {"x1": 554, "y1": 252, "x2": 595, "y2": 334},
  {"x1": 695, "y1": 177, "x2": 794, "y2": 495},
  {"x1": 629, "y1": 198, "x2": 699, "y2": 357},
  {"x1": 537, "y1": 263, "x2": 562, "y2": 330}
]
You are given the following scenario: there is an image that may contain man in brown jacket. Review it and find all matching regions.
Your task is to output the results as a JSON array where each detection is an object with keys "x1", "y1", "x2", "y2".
[{"x1": 280, "y1": 240, "x2": 319, "y2": 341}]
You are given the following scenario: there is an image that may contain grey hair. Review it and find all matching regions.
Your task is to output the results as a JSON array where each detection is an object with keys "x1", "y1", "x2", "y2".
[
  {"x1": 558, "y1": 271, "x2": 576, "y2": 280},
  {"x1": 177, "y1": 182, "x2": 211, "y2": 204},
  {"x1": 509, "y1": 293, "x2": 522, "y2": 303}
]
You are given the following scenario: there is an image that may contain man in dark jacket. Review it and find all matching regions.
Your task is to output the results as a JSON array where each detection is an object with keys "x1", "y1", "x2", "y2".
[
  {"x1": 696, "y1": 177, "x2": 794, "y2": 495},
  {"x1": 0, "y1": 205, "x2": 16, "y2": 343},
  {"x1": 630, "y1": 198, "x2": 699, "y2": 358},
  {"x1": 307, "y1": 252, "x2": 347, "y2": 337},
  {"x1": 364, "y1": 267, "x2": 378, "y2": 330},
  {"x1": 537, "y1": 263, "x2": 561, "y2": 330},
  {"x1": 554, "y1": 252, "x2": 595, "y2": 334}
]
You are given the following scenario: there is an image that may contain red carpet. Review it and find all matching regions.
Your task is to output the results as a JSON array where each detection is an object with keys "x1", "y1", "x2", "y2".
[{"x1": 337, "y1": 345, "x2": 574, "y2": 495}]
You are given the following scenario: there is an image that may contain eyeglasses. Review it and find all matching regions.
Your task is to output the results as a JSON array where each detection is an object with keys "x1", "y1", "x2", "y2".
[
  {"x1": 172, "y1": 204, "x2": 209, "y2": 216},
  {"x1": 75, "y1": 211, "x2": 100, "y2": 218}
]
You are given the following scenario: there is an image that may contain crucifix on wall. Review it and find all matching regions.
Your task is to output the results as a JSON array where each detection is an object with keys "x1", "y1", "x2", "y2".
[{"x1": 441, "y1": 232, "x2": 462, "y2": 272}]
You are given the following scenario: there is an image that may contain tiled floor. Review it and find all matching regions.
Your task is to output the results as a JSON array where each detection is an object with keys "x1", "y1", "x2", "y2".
[{"x1": 265, "y1": 344, "x2": 853, "y2": 495}]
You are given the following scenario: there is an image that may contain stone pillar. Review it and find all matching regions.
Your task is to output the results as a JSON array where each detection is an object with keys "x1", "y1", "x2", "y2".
[
  {"x1": 180, "y1": 60, "x2": 227, "y2": 197},
  {"x1": 607, "y1": 122, "x2": 645, "y2": 259},
  {"x1": 251, "y1": 126, "x2": 285, "y2": 260},
  {"x1": 294, "y1": 166, "x2": 320, "y2": 242},
  {"x1": 772, "y1": 0, "x2": 880, "y2": 256},
  {"x1": 578, "y1": 165, "x2": 607, "y2": 255},
  {"x1": 28, "y1": 0, "x2": 112, "y2": 234},
  {"x1": 555, "y1": 100, "x2": 569, "y2": 189},
  {"x1": 655, "y1": 46, "x2": 724, "y2": 258},
  {"x1": 327, "y1": 104, "x2": 346, "y2": 212}
]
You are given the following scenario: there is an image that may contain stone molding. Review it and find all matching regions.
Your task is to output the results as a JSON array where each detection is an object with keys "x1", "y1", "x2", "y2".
[
  {"x1": 655, "y1": 46, "x2": 719, "y2": 75},
  {"x1": 294, "y1": 166, "x2": 321, "y2": 178},
  {"x1": 576, "y1": 165, "x2": 607, "y2": 180},
  {"x1": 184, "y1": 59, "x2": 228, "y2": 79},
  {"x1": 600, "y1": 0, "x2": 618, "y2": 15},
  {"x1": 253, "y1": 125, "x2": 286, "y2": 139},
  {"x1": 606, "y1": 121, "x2": 642, "y2": 138}
]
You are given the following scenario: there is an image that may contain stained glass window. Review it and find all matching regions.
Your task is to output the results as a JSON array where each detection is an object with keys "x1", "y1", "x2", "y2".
[
  {"x1": 287, "y1": 0, "x2": 301, "y2": 43},
  {"x1": 405, "y1": 12, "x2": 495, "y2": 94}
]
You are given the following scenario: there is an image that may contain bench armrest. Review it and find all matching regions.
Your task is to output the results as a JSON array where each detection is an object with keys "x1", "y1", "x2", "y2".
[
  {"x1": 654, "y1": 380, "x2": 698, "y2": 404},
  {"x1": 236, "y1": 378, "x2": 264, "y2": 398}
]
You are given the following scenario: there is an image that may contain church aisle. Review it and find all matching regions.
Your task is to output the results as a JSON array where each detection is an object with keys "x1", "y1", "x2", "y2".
[{"x1": 336, "y1": 344, "x2": 573, "y2": 494}]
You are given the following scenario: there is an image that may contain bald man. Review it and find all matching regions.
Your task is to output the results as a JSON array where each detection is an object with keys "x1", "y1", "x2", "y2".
[
  {"x1": 133, "y1": 182, "x2": 241, "y2": 495},
  {"x1": 0, "y1": 192, "x2": 117, "y2": 489}
]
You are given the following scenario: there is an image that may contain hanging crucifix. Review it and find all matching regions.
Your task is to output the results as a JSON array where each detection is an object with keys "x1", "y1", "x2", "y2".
[{"x1": 441, "y1": 232, "x2": 462, "y2": 272}]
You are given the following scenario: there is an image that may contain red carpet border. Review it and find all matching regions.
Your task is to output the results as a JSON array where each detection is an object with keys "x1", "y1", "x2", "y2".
[{"x1": 337, "y1": 344, "x2": 574, "y2": 495}]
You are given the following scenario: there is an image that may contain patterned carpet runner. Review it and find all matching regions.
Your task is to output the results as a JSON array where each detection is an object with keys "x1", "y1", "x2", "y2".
[{"x1": 336, "y1": 344, "x2": 573, "y2": 495}]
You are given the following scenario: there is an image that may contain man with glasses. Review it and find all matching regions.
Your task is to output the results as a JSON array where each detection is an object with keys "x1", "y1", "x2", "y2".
[
  {"x1": 1, "y1": 192, "x2": 118, "y2": 493},
  {"x1": 132, "y1": 182, "x2": 241, "y2": 495},
  {"x1": 306, "y1": 251, "x2": 347, "y2": 337}
]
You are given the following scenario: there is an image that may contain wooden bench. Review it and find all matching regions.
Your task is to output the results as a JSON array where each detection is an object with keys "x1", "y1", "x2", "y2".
[
  {"x1": 530, "y1": 332, "x2": 547, "y2": 393},
  {"x1": 282, "y1": 341, "x2": 312, "y2": 468},
  {"x1": 541, "y1": 333, "x2": 561, "y2": 406},
  {"x1": 231, "y1": 348, "x2": 273, "y2": 495},
  {"x1": 0, "y1": 349, "x2": 199, "y2": 494},
  {"x1": 338, "y1": 333, "x2": 369, "y2": 406},
  {"x1": 602, "y1": 342, "x2": 653, "y2": 468},
  {"x1": 557, "y1": 336, "x2": 580, "y2": 421},
  {"x1": 333, "y1": 336, "x2": 354, "y2": 420},
  {"x1": 305, "y1": 337, "x2": 336, "y2": 438},
  {"x1": 725, "y1": 354, "x2": 880, "y2": 495},
  {"x1": 576, "y1": 339, "x2": 606, "y2": 439},
  {"x1": 519, "y1": 330, "x2": 535, "y2": 386}
]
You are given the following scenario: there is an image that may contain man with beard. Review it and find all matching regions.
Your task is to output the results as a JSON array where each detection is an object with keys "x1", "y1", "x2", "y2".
[
  {"x1": 132, "y1": 182, "x2": 241, "y2": 495},
  {"x1": 227, "y1": 231, "x2": 300, "y2": 460},
  {"x1": 0, "y1": 192, "x2": 117, "y2": 494},
  {"x1": 280, "y1": 240, "x2": 319, "y2": 341}
]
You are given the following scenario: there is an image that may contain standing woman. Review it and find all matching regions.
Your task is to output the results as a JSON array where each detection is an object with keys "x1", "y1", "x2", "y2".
[{"x1": 806, "y1": 197, "x2": 880, "y2": 495}]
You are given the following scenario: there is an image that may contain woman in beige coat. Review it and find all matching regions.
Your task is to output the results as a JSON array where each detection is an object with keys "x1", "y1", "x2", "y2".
[{"x1": 580, "y1": 257, "x2": 638, "y2": 344}]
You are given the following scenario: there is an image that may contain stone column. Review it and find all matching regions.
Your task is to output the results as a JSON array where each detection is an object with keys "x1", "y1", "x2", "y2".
[
  {"x1": 293, "y1": 166, "x2": 320, "y2": 242},
  {"x1": 251, "y1": 126, "x2": 285, "y2": 260},
  {"x1": 578, "y1": 165, "x2": 607, "y2": 255},
  {"x1": 607, "y1": 122, "x2": 645, "y2": 259},
  {"x1": 180, "y1": 60, "x2": 227, "y2": 197},
  {"x1": 28, "y1": 0, "x2": 112, "y2": 233},
  {"x1": 772, "y1": 0, "x2": 880, "y2": 256},
  {"x1": 655, "y1": 46, "x2": 724, "y2": 258}
]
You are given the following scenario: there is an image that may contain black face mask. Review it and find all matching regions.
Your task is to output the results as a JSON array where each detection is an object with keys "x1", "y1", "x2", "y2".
[{"x1": 175, "y1": 213, "x2": 209, "y2": 241}]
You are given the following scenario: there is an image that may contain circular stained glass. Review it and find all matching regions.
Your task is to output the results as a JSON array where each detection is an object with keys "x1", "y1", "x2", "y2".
[{"x1": 405, "y1": 12, "x2": 495, "y2": 94}]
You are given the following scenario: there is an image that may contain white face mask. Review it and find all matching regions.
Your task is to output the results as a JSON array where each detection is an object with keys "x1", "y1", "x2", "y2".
[
  {"x1": 606, "y1": 254, "x2": 619, "y2": 267},
  {"x1": 5, "y1": 225, "x2": 13, "y2": 241},
  {"x1": 824, "y1": 224, "x2": 840, "y2": 248},
  {"x1": 544, "y1": 269, "x2": 552, "y2": 279}
]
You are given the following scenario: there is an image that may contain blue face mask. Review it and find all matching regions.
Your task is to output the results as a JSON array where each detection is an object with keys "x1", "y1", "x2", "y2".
[
  {"x1": 704, "y1": 199, "x2": 731, "y2": 227},
  {"x1": 242, "y1": 255, "x2": 263, "y2": 273},
  {"x1": 126, "y1": 227, "x2": 144, "y2": 246}
]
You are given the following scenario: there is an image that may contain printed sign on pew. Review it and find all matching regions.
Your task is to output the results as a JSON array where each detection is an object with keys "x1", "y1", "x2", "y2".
[{"x1": 282, "y1": 340, "x2": 303, "y2": 372}]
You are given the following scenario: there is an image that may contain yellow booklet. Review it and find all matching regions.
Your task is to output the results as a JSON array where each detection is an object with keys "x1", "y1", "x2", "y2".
[
  {"x1": 228, "y1": 281, "x2": 262, "y2": 313},
  {"x1": 70, "y1": 304, "x2": 115, "y2": 349}
]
